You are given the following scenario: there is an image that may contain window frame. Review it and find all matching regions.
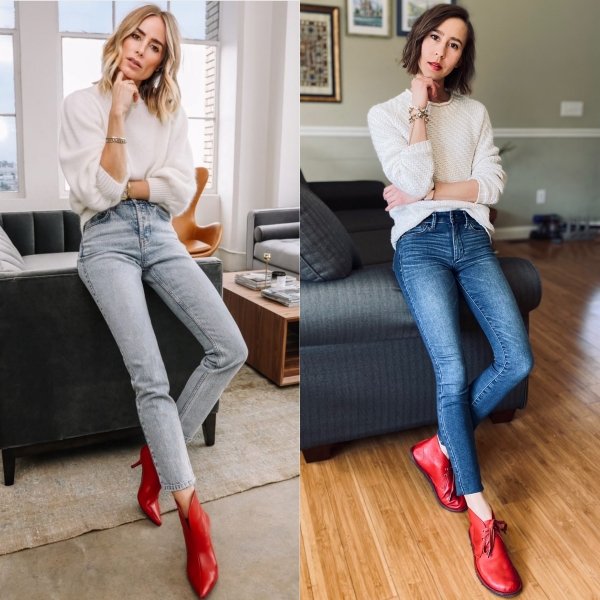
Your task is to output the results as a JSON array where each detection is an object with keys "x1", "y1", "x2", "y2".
[{"x1": 0, "y1": 4, "x2": 24, "y2": 198}]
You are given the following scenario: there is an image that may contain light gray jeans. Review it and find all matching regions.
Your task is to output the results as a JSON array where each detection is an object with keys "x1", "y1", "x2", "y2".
[{"x1": 77, "y1": 200, "x2": 247, "y2": 491}]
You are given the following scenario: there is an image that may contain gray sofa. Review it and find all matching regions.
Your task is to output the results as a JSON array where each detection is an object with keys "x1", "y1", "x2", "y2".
[
  {"x1": 246, "y1": 207, "x2": 299, "y2": 276},
  {"x1": 300, "y1": 178, "x2": 542, "y2": 461},
  {"x1": 0, "y1": 210, "x2": 220, "y2": 485}
]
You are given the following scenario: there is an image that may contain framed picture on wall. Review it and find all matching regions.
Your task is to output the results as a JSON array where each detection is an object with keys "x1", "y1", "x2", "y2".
[
  {"x1": 397, "y1": 0, "x2": 456, "y2": 36},
  {"x1": 300, "y1": 4, "x2": 341, "y2": 102},
  {"x1": 346, "y1": 0, "x2": 392, "y2": 37}
]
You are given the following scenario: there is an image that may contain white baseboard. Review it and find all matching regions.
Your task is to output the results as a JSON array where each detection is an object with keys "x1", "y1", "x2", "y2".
[{"x1": 492, "y1": 226, "x2": 535, "y2": 241}]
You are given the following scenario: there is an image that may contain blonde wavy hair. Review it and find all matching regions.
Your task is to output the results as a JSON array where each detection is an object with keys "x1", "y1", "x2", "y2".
[{"x1": 98, "y1": 4, "x2": 181, "y2": 123}]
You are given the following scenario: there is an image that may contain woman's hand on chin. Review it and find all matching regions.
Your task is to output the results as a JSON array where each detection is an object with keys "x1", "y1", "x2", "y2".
[
  {"x1": 111, "y1": 70, "x2": 139, "y2": 117},
  {"x1": 411, "y1": 74, "x2": 445, "y2": 105}
]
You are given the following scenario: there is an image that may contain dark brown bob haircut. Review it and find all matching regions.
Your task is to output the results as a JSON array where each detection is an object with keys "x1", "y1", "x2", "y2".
[{"x1": 401, "y1": 4, "x2": 475, "y2": 95}]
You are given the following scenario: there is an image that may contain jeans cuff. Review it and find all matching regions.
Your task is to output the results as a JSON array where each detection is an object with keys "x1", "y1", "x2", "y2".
[{"x1": 161, "y1": 477, "x2": 197, "y2": 492}]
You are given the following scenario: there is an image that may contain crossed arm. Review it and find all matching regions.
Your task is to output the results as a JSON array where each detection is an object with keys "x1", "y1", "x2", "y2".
[{"x1": 383, "y1": 179, "x2": 479, "y2": 211}]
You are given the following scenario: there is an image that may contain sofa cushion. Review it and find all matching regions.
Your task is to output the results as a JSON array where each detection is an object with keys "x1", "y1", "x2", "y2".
[
  {"x1": 0, "y1": 211, "x2": 81, "y2": 256},
  {"x1": 0, "y1": 226, "x2": 25, "y2": 272},
  {"x1": 254, "y1": 222, "x2": 299, "y2": 242},
  {"x1": 254, "y1": 239, "x2": 299, "y2": 274},
  {"x1": 21, "y1": 252, "x2": 78, "y2": 272},
  {"x1": 308, "y1": 180, "x2": 386, "y2": 212},
  {"x1": 301, "y1": 264, "x2": 415, "y2": 346},
  {"x1": 300, "y1": 184, "x2": 360, "y2": 282}
]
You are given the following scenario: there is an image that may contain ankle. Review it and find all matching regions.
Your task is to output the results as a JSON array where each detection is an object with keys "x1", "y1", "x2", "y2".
[
  {"x1": 465, "y1": 493, "x2": 493, "y2": 521},
  {"x1": 437, "y1": 434, "x2": 449, "y2": 458},
  {"x1": 173, "y1": 486, "x2": 195, "y2": 518}
]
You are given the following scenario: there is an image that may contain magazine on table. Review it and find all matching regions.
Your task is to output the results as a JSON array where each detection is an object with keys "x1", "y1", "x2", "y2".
[
  {"x1": 261, "y1": 285, "x2": 300, "y2": 307},
  {"x1": 235, "y1": 271, "x2": 296, "y2": 290}
]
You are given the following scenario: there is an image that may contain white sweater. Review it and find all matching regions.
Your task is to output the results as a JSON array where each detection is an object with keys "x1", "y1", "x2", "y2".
[
  {"x1": 367, "y1": 90, "x2": 506, "y2": 247},
  {"x1": 59, "y1": 85, "x2": 196, "y2": 228}
]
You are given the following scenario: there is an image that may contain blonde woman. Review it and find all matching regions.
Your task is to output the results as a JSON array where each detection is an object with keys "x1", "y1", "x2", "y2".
[{"x1": 59, "y1": 5, "x2": 247, "y2": 598}]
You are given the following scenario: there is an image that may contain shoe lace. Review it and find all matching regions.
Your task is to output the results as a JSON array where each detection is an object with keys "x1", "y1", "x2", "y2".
[
  {"x1": 441, "y1": 466, "x2": 454, "y2": 497},
  {"x1": 482, "y1": 519, "x2": 508, "y2": 557}
]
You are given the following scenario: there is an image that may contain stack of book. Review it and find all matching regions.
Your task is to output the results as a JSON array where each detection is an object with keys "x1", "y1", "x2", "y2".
[
  {"x1": 235, "y1": 271, "x2": 297, "y2": 291},
  {"x1": 234, "y1": 271, "x2": 272, "y2": 290},
  {"x1": 261, "y1": 285, "x2": 300, "y2": 307}
]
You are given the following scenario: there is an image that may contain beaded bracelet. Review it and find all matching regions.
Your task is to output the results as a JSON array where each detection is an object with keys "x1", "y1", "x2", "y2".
[
  {"x1": 408, "y1": 105, "x2": 430, "y2": 124},
  {"x1": 105, "y1": 136, "x2": 127, "y2": 144}
]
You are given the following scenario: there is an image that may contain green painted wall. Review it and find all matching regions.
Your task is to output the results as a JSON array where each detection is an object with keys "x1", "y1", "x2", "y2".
[{"x1": 300, "y1": 0, "x2": 600, "y2": 227}]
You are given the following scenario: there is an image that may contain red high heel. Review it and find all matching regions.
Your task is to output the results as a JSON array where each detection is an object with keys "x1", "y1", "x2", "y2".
[
  {"x1": 468, "y1": 509, "x2": 523, "y2": 596},
  {"x1": 131, "y1": 445, "x2": 162, "y2": 526},
  {"x1": 177, "y1": 491, "x2": 218, "y2": 598},
  {"x1": 410, "y1": 434, "x2": 467, "y2": 512}
]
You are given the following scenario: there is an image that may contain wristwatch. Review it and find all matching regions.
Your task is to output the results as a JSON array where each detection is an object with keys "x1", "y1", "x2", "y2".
[{"x1": 121, "y1": 181, "x2": 131, "y2": 201}]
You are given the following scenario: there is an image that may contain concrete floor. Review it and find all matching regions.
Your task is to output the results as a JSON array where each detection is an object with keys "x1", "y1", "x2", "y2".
[{"x1": 0, "y1": 478, "x2": 299, "y2": 600}]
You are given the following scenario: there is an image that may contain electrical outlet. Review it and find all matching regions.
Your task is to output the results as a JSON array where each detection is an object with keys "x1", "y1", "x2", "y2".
[
  {"x1": 560, "y1": 101, "x2": 584, "y2": 117},
  {"x1": 536, "y1": 189, "x2": 546, "y2": 204}
]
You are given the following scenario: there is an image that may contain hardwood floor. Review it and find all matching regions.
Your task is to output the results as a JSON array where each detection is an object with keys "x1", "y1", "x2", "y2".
[{"x1": 300, "y1": 239, "x2": 600, "y2": 600}]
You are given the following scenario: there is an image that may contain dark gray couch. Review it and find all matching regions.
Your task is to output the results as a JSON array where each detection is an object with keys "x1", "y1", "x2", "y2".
[
  {"x1": 300, "y1": 179, "x2": 542, "y2": 461},
  {"x1": 0, "y1": 210, "x2": 220, "y2": 485}
]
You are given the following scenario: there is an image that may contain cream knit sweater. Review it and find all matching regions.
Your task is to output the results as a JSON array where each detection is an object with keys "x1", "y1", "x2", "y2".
[
  {"x1": 367, "y1": 90, "x2": 506, "y2": 247},
  {"x1": 59, "y1": 85, "x2": 195, "y2": 228}
]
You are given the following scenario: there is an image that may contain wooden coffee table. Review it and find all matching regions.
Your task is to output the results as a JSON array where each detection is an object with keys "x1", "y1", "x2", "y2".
[{"x1": 222, "y1": 272, "x2": 299, "y2": 386}]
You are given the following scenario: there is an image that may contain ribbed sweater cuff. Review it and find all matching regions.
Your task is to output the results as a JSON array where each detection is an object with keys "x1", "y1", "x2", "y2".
[
  {"x1": 147, "y1": 177, "x2": 170, "y2": 203},
  {"x1": 473, "y1": 178, "x2": 492, "y2": 204},
  {"x1": 96, "y1": 166, "x2": 128, "y2": 202}
]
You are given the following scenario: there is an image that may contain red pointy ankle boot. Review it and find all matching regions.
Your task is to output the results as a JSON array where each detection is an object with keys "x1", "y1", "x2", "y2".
[
  {"x1": 177, "y1": 491, "x2": 218, "y2": 598},
  {"x1": 468, "y1": 509, "x2": 523, "y2": 597},
  {"x1": 410, "y1": 435, "x2": 467, "y2": 512},
  {"x1": 131, "y1": 445, "x2": 162, "y2": 526}
]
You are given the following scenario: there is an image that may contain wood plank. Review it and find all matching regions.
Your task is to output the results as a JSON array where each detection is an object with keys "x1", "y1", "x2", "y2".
[
  {"x1": 300, "y1": 457, "x2": 356, "y2": 599},
  {"x1": 322, "y1": 451, "x2": 396, "y2": 599}
]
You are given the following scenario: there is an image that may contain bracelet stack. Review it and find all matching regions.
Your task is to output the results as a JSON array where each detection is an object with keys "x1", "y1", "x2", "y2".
[
  {"x1": 106, "y1": 136, "x2": 127, "y2": 144},
  {"x1": 408, "y1": 105, "x2": 430, "y2": 124}
]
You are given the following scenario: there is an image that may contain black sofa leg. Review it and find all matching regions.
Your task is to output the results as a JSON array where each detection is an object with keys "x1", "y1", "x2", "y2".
[
  {"x1": 2, "y1": 448, "x2": 16, "y2": 486},
  {"x1": 202, "y1": 412, "x2": 217, "y2": 447},
  {"x1": 302, "y1": 444, "x2": 335, "y2": 463},
  {"x1": 489, "y1": 409, "x2": 516, "y2": 424}
]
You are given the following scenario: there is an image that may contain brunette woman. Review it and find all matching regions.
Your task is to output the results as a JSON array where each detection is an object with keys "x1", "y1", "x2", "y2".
[
  {"x1": 59, "y1": 5, "x2": 247, "y2": 597},
  {"x1": 368, "y1": 4, "x2": 532, "y2": 596}
]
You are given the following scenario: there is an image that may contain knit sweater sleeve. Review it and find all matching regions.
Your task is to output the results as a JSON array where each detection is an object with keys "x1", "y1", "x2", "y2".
[
  {"x1": 146, "y1": 107, "x2": 196, "y2": 216},
  {"x1": 59, "y1": 90, "x2": 129, "y2": 213},
  {"x1": 367, "y1": 102, "x2": 434, "y2": 198},
  {"x1": 471, "y1": 107, "x2": 506, "y2": 205}
]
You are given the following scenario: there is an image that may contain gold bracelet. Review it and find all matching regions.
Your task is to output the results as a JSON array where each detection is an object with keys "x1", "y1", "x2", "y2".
[
  {"x1": 106, "y1": 136, "x2": 127, "y2": 144},
  {"x1": 408, "y1": 105, "x2": 430, "y2": 124}
]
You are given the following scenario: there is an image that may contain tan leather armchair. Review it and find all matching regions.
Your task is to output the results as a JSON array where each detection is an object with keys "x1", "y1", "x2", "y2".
[{"x1": 172, "y1": 167, "x2": 223, "y2": 257}]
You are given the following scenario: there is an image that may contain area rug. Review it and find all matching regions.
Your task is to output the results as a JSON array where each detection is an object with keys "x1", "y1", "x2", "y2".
[{"x1": 0, "y1": 366, "x2": 299, "y2": 555}]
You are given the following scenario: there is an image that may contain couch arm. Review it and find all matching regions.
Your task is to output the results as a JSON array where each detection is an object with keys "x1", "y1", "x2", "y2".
[{"x1": 246, "y1": 207, "x2": 300, "y2": 269}]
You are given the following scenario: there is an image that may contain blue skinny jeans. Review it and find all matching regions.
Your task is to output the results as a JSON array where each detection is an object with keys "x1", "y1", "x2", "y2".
[
  {"x1": 393, "y1": 210, "x2": 533, "y2": 495},
  {"x1": 77, "y1": 200, "x2": 247, "y2": 491}
]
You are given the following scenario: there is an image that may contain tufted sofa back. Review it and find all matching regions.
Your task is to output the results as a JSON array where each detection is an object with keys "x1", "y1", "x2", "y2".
[{"x1": 0, "y1": 211, "x2": 81, "y2": 256}]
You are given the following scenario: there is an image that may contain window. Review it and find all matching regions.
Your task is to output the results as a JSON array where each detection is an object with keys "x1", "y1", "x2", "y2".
[
  {"x1": 59, "y1": 1, "x2": 219, "y2": 190},
  {"x1": 0, "y1": 1, "x2": 19, "y2": 193}
]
